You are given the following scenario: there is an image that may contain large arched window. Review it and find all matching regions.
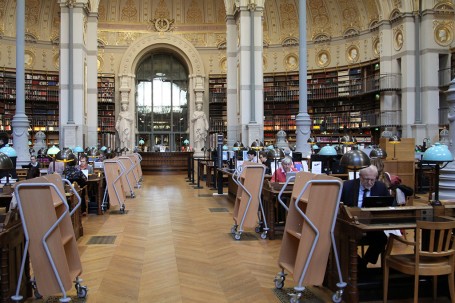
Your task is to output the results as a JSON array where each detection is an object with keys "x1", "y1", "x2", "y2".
[{"x1": 136, "y1": 53, "x2": 189, "y2": 151}]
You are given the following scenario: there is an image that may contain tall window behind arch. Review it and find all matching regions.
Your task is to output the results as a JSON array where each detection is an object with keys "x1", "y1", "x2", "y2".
[{"x1": 136, "y1": 53, "x2": 189, "y2": 151}]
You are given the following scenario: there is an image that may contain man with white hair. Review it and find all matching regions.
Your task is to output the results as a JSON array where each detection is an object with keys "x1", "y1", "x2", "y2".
[{"x1": 340, "y1": 165, "x2": 391, "y2": 270}]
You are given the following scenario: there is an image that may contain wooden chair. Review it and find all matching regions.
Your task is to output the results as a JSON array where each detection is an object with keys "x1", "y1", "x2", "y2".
[{"x1": 383, "y1": 219, "x2": 455, "y2": 303}]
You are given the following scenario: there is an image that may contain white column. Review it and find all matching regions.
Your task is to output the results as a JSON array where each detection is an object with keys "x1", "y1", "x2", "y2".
[
  {"x1": 86, "y1": 11, "x2": 99, "y2": 148},
  {"x1": 226, "y1": 14, "x2": 238, "y2": 148},
  {"x1": 59, "y1": 0, "x2": 87, "y2": 148}
]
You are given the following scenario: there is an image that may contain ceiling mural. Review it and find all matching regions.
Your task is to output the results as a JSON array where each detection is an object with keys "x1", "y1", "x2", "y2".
[{"x1": 0, "y1": 0, "x2": 404, "y2": 47}]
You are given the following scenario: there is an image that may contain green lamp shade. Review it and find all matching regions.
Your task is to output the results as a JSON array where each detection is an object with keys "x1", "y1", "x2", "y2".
[
  {"x1": 318, "y1": 145, "x2": 337, "y2": 156},
  {"x1": 0, "y1": 145, "x2": 17, "y2": 157},
  {"x1": 422, "y1": 142, "x2": 453, "y2": 163},
  {"x1": 47, "y1": 145, "x2": 60, "y2": 156},
  {"x1": 73, "y1": 146, "x2": 84, "y2": 153},
  {"x1": 139, "y1": 139, "x2": 145, "y2": 145}
]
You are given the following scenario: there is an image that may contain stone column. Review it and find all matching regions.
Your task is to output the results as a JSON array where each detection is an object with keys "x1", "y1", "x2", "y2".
[
  {"x1": 225, "y1": 14, "x2": 238, "y2": 149},
  {"x1": 86, "y1": 10, "x2": 99, "y2": 148},
  {"x1": 11, "y1": 0, "x2": 29, "y2": 166},
  {"x1": 59, "y1": 0, "x2": 88, "y2": 148}
]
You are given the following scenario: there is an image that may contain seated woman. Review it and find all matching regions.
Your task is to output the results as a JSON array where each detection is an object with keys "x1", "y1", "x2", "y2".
[
  {"x1": 271, "y1": 156, "x2": 297, "y2": 182},
  {"x1": 63, "y1": 153, "x2": 88, "y2": 215}
]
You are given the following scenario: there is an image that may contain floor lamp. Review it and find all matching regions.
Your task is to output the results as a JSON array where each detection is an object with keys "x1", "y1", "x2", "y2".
[
  {"x1": 421, "y1": 142, "x2": 453, "y2": 206},
  {"x1": 340, "y1": 149, "x2": 371, "y2": 180}
]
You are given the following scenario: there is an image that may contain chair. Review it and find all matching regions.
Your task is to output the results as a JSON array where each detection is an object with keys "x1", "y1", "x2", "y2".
[{"x1": 383, "y1": 219, "x2": 455, "y2": 303}]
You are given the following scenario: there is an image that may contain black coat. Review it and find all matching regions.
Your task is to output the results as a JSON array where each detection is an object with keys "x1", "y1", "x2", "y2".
[{"x1": 340, "y1": 178, "x2": 390, "y2": 207}]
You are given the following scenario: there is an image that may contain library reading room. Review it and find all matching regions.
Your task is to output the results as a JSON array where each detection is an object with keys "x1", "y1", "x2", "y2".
[{"x1": 1, "y1": 0, "x2": 455, "y2": 302}]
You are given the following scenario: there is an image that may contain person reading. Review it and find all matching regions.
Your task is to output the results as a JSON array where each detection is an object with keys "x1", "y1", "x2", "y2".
[
  {"x1": 340, "y1": 165, "x2": 390, "y2": 270},
  {"x1": 270, "y1": 156, "x2": 297, "y2": 183}
]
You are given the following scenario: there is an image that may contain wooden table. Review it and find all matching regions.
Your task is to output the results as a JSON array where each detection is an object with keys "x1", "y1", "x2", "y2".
[
  {"x1": 262, "y1": 181, "x2": 292, "y2": 240},
  {"x1": 87, "y1": 176, "x2": 104, "y2": 215},
  {"x1": 326, "y1": 204, "x2": 436, "y2": 303}
]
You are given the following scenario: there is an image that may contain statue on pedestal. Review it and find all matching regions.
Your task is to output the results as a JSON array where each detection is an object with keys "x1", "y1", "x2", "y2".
[
  {"x1": 191, "y1": 103, "x2": 209, "y2": 153},
  {"x1": 115, "y1": 103, "x2": 133, "y2": 151}
]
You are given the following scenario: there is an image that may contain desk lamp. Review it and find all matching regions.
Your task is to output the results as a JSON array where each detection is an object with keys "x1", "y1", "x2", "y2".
[
  {"x1": 0, "y1": 145, "x2": 16, "y2": 193},
  {"x1": 74, "y1": 146, "x2": 84, "y2": 162},
  {"x1": 56, "y1": 148, "x2": 74, "y2": 172},
  {"x1": 369, "y1": 146, "x2": 387, "y2": 159},
  {"x1": 389, "y1": 135, "x2": 401, "y2": 160},
  {"x1": 268, "y1": 147, "x2": 285, "y2": 175},
  {"x1": 421, "y1": 142, "x2": 453, "y2": 205},
  {"x1": 340, "y1": 149, "x2": 370, "y2": 180},
  {"x1": 138, "y1": 139, "x2": 145, "y2": 151},
  {"x1": 318, "y1": 145, "x2": 338, "y2": 174},
  {"x1": 307, "y1": 137, "x2": 317, "y2": 154},
  {"x1": 47, "y1": 145, "x2": 60, "y2": 172}
]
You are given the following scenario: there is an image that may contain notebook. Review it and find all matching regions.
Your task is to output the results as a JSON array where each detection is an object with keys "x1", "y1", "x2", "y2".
[{"x1": 362, "y1": 196, "x2": 395, "y2": 208}]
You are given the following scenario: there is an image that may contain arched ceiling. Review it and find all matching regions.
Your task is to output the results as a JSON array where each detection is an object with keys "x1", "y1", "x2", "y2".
[{"x1": 0, "y1": 0, "x2": 437, "y2": 48}]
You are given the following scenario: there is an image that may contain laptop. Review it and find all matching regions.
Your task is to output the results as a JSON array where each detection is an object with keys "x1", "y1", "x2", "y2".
[
  {"x1": 94, "y1": 162, "x2": 104, "y2": 169},
  {"x1": 363, "y1": 196, "x2": 395, "y2": 208},
  {"x1": 286, "y1": 172, "x2": 297, "y2": 182}
]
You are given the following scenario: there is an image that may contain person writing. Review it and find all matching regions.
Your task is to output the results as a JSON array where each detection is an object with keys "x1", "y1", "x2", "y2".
[
  {"x1": 271, "y1": 156, "x2": 297, "y2": 182},
  {"x1": 340, "y1": 165, "x2": 390, "y2": 270}
]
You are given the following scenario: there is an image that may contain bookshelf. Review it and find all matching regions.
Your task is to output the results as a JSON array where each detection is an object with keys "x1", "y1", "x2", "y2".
[
  {"x1": 0, "y1": 69, "x2": 60, "y2": 146},
  {"x1": 208, "y1": 76, "x2": 227, "y2": 135},
  {"x1": 208, "y1": 61, "x2": 399, "y2": 147},
  {"x1": 263, "y1": 74, "x2": 298, "y2": 145},
  {"x1": 97, "y1": 74, "x2": 116, "y2": 147}
]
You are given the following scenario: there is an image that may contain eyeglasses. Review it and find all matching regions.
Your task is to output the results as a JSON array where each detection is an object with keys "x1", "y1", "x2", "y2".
[{"x1": 360, "y1": 176, "x2": 376, "y2": 182}]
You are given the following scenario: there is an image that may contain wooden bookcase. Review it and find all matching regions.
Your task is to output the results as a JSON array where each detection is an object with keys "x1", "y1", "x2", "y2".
[
  {"x1": 97, "y1": 73, "x2": 116, "y2": 147},
  {"x1": 263, "y1": 74, "x2": 298, "y2": 145},
  {"x1": 0, "y1": 69, "x2": 60, "y2": 146},
  {"x1": 208, "y1": 76, "x2": 227, "y2": 136},
  {"x1": 207, "y1": 61, "x2": 390, "y2": 146}
]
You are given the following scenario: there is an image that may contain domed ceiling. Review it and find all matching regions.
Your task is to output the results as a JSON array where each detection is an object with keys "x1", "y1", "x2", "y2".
[{"x1": 0, "y1": 0, "x2": 427, "y2": 48}]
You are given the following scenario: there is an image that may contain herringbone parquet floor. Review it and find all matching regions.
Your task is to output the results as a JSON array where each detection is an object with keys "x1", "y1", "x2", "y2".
[{"x1": 23, "y1": 173, "x2": 452, "y2": 303}]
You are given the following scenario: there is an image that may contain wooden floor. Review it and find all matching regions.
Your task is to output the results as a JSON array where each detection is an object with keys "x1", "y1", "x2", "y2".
[{"x1": 23, "y1": 174, "x2": 452, "y2": 303}]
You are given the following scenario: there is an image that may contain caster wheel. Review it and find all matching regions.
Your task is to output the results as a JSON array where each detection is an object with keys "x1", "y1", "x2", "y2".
[
  {"x1": 255, "y1": 226, "x2": 261, "y2": 233},
  {"x1": 77, "y1": 286, "x2": 88, "y2": 298},
  {"x1": 230, "y1": 226, "x2": 237, "y2": 234},
  {"x1": 290, "y1": 298, "x2": 299, "y2": 303},
  {"x1": 332, "y1": 292, "x2": 342, "y2": 303},
  {"x1": 234, "y1": 233, "x2": 241, "y2": 240},
  {"x1": 33, "y1": 289, "x2": 43, "y2": 299},
  {"x1": 274, "y1": 276, "x2": 285, "y2": 289},
  {"x1": 260, "y1": 232, "x2": 267, "y2": 239}
]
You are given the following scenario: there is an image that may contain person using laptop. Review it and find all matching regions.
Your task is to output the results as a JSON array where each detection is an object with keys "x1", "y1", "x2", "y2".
[
  {"x1": 245, "y1": 149, "x2": 257, "y2": 162},
  {"x1": 271, "y1": 156, "x2": 297, "y2": 182},
  {"x1": 340, "y1": 165, "x2": 390, "y2": 271}
]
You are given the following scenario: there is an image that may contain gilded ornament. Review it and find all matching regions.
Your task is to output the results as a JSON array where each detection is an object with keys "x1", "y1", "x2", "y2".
[
  {"x1": 316, "y1": 50, "x2": 330, "y2": 67},
  {"x1": 346, "y1": 45, "x2": 359, "y2": 63},
  {"x1": 434, "y1": 24, "x2": 452, "y2": 46}
]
